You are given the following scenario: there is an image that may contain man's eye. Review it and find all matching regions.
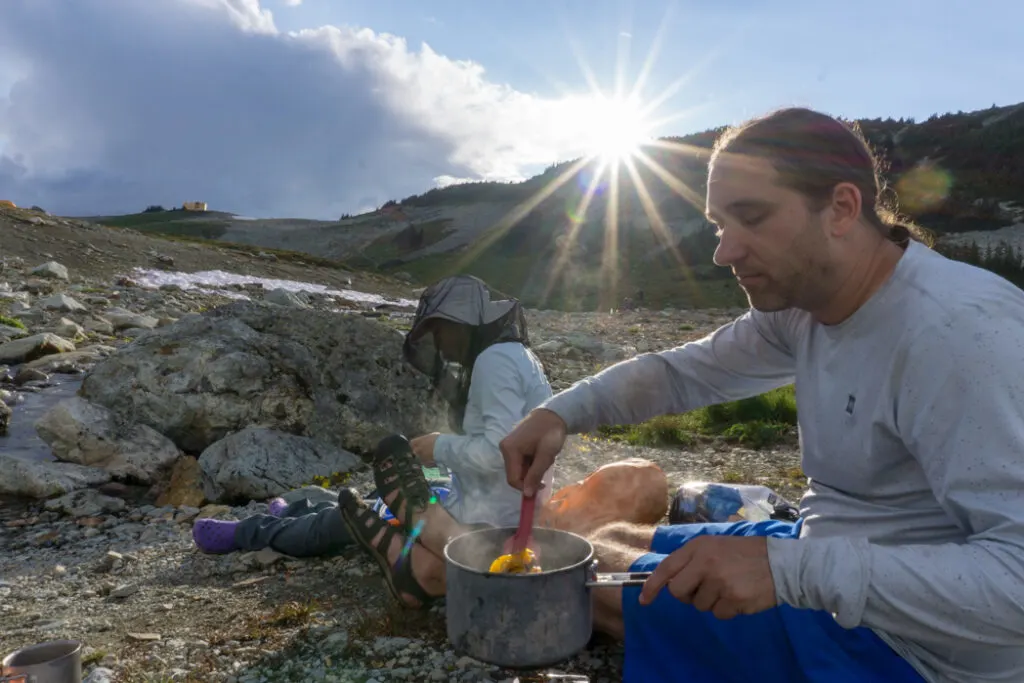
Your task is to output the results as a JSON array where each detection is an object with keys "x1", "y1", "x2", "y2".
[{"x1": 740, "y1": 214, "x2": 767, "y2": 227}]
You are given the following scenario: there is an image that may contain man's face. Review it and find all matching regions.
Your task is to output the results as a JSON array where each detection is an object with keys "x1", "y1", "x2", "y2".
[{"x1": 705, "y1": 155, "x2": 833, "y2": 312}]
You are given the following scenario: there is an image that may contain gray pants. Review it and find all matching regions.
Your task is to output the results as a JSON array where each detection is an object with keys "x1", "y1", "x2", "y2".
[{"x1": 233, "y1": 498, "x2": 353, "y2": 558}]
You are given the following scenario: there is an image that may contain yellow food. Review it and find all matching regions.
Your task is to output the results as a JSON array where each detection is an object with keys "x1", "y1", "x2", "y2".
[{"x1": 489, "y1": 548, "x2": 543, "y2": 574}]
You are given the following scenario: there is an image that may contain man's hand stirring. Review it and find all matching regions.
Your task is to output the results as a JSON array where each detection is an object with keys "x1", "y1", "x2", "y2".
[
  {"x1": 499, "y1": 409, "x2": 567, "y2": 497},
  {"x1": 638, "y1": 535, "x2": 778, "y2": 620}
]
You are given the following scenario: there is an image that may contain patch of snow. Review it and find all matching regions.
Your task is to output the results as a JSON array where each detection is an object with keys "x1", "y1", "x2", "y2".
[{"x1": 128, "y1": 268, "x2": 417, "y2": 307}]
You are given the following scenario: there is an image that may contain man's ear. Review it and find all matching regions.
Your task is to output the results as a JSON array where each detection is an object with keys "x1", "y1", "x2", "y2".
[{"x1": 828, "y1": 182, "x2": 862, "y2": 237}]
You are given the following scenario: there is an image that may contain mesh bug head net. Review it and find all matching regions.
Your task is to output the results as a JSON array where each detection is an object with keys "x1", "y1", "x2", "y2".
[{"x1": 403, "y1": 275, "x2": 530, "y2": 432}]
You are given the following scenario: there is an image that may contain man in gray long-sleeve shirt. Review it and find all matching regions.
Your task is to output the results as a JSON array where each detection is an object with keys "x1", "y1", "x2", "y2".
[{"x1": 500, "y1": 107, "x2": 1024, "y2": 683}]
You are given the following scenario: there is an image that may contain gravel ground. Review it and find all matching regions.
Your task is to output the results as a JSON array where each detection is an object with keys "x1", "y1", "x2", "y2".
[{"x1": 1, "y1": 436, "x2": 803, "y2": 683}]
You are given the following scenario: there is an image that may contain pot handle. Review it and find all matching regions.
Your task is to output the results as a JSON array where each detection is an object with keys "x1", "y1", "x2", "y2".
[
  {"x1": 584, "y1": 560, "x2": 651, "y2": 588},
  {"x1": 584, "y1": 571, "x2": 651, "y2": 588}
]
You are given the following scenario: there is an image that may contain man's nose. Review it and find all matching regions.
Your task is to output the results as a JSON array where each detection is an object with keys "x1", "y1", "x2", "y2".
[{"x1": 712, "y1": 227, "x2": 746, "y2": 267}]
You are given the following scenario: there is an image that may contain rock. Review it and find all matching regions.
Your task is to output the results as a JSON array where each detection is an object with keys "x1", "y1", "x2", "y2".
[
  {"x1": 0, "y1": 290, "x2": 31, "y2": 306},
  {"x1": 79, "y1": 301, "x2": 447, "y2": 455},
  {"x1": 0, "y1": 333, "x2": 76, "y2": 364},
  {"x1": 155, "y1": 456, "x2": 206, "y2": 508},
  {"x1": 21, "y1": 278, "x2": 55, "y2": 295},
  {"x1": 42, "y1": 317, "x2": 87, "y2": 340},
  {"x1": 126, "y1": 632, "x2": 160, "y2": 642},
  {"x1": 20, "y1": 346, "x2": 115, "y2": 373},
  {"x1": 197, "y1": 504, "x2": 231, "y2": 518},
  {"x1": 0, "y1": 455, "x2": 111, "y2": 498},
  {"x1": 30, "y1": 261, "x2": 69, "y2": 281},
  {"x1": 13, "y1": 367, "x2": 48, "y2": 385},
  {"x1": 264, "y1": 288, "x2": 309, "y2": 308},
  {"x1": 110, "y1": 583, "x2": 140, "y2": 599},
  {"x1": 198, "y1": 427, "x2": 360, "y2": 502},
  {"x1": 84, "y1": 667, "x2": 115, "y2": 683},
  {"x1": 83, "y1": 318, "x2": 115, "y2": 335},
  {"x1": 0, "y1": 323, "x2": 28, "y2": 341},
  {"x1": 96, "y1": 481, "x2": 132, "y2": 497},
  {"x1": 35, "y1": 396, "x2": 182, "y2": 483},
  {"x1": 280, "y1": 485, "x2": 339, "y2": 506},
  {"x1": 43, "y1": 489, "x2": 126, "y2": 517},
  {"x1": 252, "y1": 548, "x2": 284, "y2": 566},
  {"x1": 0, "y1": 399, "x2": 9, "y2": 435},
  {"x1": 38, "y1": 294, "x2": 88, "y2": 313},
  {"x1": 102, "y1": 308, "x2": 159, "y2": 331}
]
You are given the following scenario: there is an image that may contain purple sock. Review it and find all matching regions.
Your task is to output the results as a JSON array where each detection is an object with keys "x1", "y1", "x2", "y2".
[
  {"x1": 267, "y1": 497, "x2": 288, "y2": 517},
  {"x1": 192, "y1": 519, "x2": 239, "y2": 554}
]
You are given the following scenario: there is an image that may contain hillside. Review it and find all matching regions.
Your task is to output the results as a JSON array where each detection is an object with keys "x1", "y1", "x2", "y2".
[
  {"x1": 79, "y1": 101, "x2": 1024, "y2": 310},
  {"x1": 0, "y1": 205, "x2": 413, "y2": 303}
]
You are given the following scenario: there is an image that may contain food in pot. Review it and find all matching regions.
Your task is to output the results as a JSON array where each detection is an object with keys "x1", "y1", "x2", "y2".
[{"x1": 488, "y1": 548, "x2": 542, "y2": 574}]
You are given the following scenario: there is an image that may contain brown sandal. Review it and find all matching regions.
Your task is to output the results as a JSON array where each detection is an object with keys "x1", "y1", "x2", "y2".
[{"x1": 337, "y1": 487, "x2": 438, "y2": 609}]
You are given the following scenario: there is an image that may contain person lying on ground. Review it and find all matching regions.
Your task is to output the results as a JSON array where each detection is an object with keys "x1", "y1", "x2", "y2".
[
  {"x1": 499, "y1": 107, "x2": 1024, "y2": 683},
  {"x1": 192, "y1": 275, "x2": 554, "y2": 560}
]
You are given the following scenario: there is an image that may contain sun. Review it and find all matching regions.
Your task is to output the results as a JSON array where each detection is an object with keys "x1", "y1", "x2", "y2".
[{"x1": 583, "y1": 95, "x2": 651, "y2": 164}]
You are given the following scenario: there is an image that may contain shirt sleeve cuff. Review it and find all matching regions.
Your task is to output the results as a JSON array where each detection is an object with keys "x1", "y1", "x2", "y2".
[
  {"x1": 432, "y1": 434, "x2": 457, "y2": 467},
  {"x1": 766, "y1": 535, "x2": 870, "y2": 629},
  {"x1": 539, "y1": 390, "x2": 591, "y2": 434}
]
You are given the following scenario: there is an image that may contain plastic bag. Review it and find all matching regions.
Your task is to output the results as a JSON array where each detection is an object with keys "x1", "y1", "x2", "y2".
[{"x1": 668, "y1": 481, "x2": 800, "y2": 525}]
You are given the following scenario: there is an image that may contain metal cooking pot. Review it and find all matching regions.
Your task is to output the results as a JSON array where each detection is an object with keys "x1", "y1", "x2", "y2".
[
  {"x1": 444, "y1": 527, "x2": 648, "y2": 670},
  {"x1": 1, "y1": 640, "x2": 82, "y2": 683}
]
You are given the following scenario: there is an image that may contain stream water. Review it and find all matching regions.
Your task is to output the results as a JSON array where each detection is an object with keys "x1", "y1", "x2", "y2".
[{"x1": 2, "y1": 374, "x2": 84, "y2": 463}]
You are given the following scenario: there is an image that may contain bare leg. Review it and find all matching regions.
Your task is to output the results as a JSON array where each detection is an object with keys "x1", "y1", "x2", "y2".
[
  {"x1": 588, "y1": 523, "x2": 658, "y2": 639},
  {"x1": 349, "y1": 503, "x2": 448, "y2": 608},
  {"x1": 415, "y1": 503, "x2": 470, "y2": 557}
]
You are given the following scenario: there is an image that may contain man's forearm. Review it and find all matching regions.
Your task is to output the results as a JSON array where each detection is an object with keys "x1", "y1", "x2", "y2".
[
  {"x1": 540, "y1": 351, "x2": 698, "y2": 433},
  {"x1": 540, "y1": 314, "x2": 797, "y2": 434},
  {"x1": 768, "y1": 536, "x2": 1024, "y2": 649}
]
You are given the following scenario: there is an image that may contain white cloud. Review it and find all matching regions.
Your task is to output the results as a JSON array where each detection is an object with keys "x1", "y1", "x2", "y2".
[
  {"x1": 0, "y1": 0, "x2": 615, "y2": 219},
  {"x1": 433, "y1": 175, "x2": 477, "y2": 188},
  {"x1": 283, "y1": 0, "x2": 302, "y2": 6}
]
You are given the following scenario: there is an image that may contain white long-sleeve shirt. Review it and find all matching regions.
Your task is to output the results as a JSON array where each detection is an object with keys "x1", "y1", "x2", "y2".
[
  {"x1": 434, "y1": 342, "x2": 554, "y2": 528},
  {"x1": 541, "y1": 240, "x2": 1024, "y2": 683}
]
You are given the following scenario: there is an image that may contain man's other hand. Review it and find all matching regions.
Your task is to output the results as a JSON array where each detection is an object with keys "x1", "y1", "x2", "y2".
[
  {"x1": 499, "y1": 409, "x2": 567, "y2": 497},
  {"x1": 639, "y1": 535, "x2": 778, "y2": 620}
]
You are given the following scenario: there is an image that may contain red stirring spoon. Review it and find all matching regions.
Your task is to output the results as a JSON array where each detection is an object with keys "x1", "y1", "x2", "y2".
[{"x1": 504, "y1": 494, "x2": 537, "y2": 557}]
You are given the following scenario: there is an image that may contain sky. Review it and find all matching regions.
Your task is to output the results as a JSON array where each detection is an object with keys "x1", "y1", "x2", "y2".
[{"x1": 0, "y1": 0, "x2": 1022, "y2": 219}]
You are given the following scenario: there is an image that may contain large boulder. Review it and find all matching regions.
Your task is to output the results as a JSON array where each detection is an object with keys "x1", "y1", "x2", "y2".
[
  {"x1": 199, "y1": 426, "x2": 361, "y2": 502},
  {"x1": 35, "y1": 396, "x2": 182, "y2": 483},
  {"x1": 79, "y1": 301, "x2": 446, "y2": 455}
]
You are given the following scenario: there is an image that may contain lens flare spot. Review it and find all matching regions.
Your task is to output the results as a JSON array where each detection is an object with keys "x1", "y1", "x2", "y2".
[
  {"x1": 396, "y1": 518, "x2": 426, "y2": 566},
  {"x1": 895, "y1": 162, "x2": 952, "y2": 213}
]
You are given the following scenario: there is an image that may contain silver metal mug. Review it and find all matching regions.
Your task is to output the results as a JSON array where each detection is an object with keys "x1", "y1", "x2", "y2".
[{"x1": 1, "y1": 640, "x2": 82, "y2": 683}]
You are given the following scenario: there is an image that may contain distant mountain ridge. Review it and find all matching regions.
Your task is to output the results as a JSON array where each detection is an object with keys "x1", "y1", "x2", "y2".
[{"x1": 88, "y1": 101, "x2": 1024, "y2": 310}]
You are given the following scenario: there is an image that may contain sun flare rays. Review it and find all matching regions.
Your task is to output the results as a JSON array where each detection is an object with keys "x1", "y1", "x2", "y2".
[{"x1": 458, "y1": 10, "x2": 726, "y2": 310}]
